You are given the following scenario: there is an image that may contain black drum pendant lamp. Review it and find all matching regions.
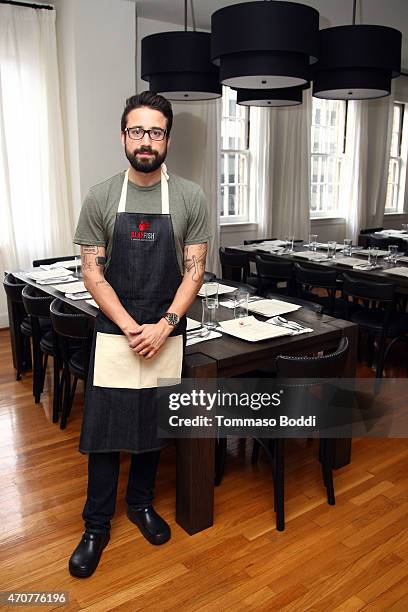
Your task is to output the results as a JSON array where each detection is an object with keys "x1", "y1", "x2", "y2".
[
  {"x1": 211, "y1": 1, "x2": 319, "y2": 90},
  {"x1": 141, "y1": 1, "x2": 221, "y2": 101},
  {"x1": 313, "y1": 0, "x2": 401, "y2": 100},
  {"x1": 235, "y1": 82, "x2": 310, "y2": 107}
]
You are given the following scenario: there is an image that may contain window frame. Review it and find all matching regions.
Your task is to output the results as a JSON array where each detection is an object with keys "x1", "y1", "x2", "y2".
[
  {"x1": 220, "y1": 87, "x2": 251, "y2": 225},
  {"x1": 384, "y1": 102, "x2": 406, "y2": 215},
  {"x1": 310, "y1": 98, "x2": 347, "y2": 220}
]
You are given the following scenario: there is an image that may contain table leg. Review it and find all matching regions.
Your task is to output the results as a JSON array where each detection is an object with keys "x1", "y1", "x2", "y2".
[{"x1": 176, "y1": 353, "x2": 217, "y2": 535}]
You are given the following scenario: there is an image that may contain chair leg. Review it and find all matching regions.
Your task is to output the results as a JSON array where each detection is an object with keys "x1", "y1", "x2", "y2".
[
  {"x1": 32, "y1": 342, "x2": 43, "y2": 404},
  {"x1": 322, "y1": 438, "x2": 335, "y2": 505},
  {"x1": 214, "y1": 437, "x2": 227, "y2": 486},
  {"x1": 274, "y1": 438, "x2": 285, "y2": 531},
  {"x1": 40, "y1": 353, "x2": 48, "y2": 394},
  {"x1": 59, "y1": 368, "x2": 71, "y2": 430},
  {"x1": 375, "y1": 333, "x2": 388, "y2": 379},
  {"x1": 251, "y1": 439, "x2": 261, "y2": 464},
  {"x1": 52, "y1": 357, "x2": 62, "y2": 423}
]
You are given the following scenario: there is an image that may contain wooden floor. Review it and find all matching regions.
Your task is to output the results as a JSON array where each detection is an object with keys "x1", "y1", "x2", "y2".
[{"x1": 1, "y1": 329, "x2": 408, "y2": 611}]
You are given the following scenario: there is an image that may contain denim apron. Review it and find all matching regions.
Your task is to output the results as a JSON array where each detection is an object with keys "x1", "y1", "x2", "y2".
[{"x1": 79, "y1": 165, "x2": 186, "y2": 454}]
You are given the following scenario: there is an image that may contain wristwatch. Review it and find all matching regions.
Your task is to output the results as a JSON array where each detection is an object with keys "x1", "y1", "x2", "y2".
[{"x1": 163, "y1": 312, "x2": 180, "y2": 327}]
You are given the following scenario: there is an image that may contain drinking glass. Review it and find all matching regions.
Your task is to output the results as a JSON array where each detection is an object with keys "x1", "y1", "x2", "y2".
[
  {"x1": 368, "y1": 247, "x2": 378, "y2": 267},
  {"x1": 284, "y1": 235, "x2": 294, "y2": 253},
  {"x1": 343, "y1": 238, "x2": 352, "y2": 256},
  {"x1": 401, "y1": 224, "x2": 408, "y2": 232},
  {"x1": 388, "y1": 244, "x2": 398, "y2": 264},
  {"x1": 234, "y1": 289, "x2": 249, "y2": 320},
  {"x1": 327, "y1": 241, "x2": 337, "y2": 259},
  {"x1": 204, "y1": 281, "x2": 219, "y2": 306},
  {"x1": 309, "y1": 234, "x2": 318, "y2": 251},
  {"x1": 75, "y1": 255, "x2": 82, "y2": 278},
  {"x1": 202, "y1": 297, "x2": 218, "y2": 330}
]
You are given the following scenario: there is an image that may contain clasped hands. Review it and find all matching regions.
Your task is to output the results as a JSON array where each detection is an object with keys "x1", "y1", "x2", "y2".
[{"x1": 124, "y1": 319, "x2": 172, "y2": 360}]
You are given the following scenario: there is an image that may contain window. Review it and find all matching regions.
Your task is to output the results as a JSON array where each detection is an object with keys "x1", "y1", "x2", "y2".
[
  {"x1": 385, "y1": 103, "x2": 407, "y2": 214},
  {"x1": 220, "y1": 86, "x2": 250, "y2": 223},
  {"x1": 310, "y1": 98, "x2": 346, "y2": 218}
]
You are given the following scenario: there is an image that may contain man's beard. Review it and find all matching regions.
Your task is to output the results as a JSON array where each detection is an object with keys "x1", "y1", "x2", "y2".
[{"x1": 125, "y1": 144, "x2": 167, "y2": 174}]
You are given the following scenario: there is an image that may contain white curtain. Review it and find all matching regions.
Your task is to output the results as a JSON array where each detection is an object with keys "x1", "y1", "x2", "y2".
[
  {"x1": 341, "y1": 92, "x2": 394, "y2": 243},
  {"x1": 168, "y1": 99, "x2": 221, "y2": 275},
  {"x1": 250, "y1": 90, "x2": 312, "y2": 242},
  {"x1": 0, "y1": 4, "x2": 73, "y2": 275}
]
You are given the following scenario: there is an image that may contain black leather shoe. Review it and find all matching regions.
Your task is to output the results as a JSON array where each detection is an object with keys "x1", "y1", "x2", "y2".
[
  {"x1": 127, "y1": 505, "x2": 171, "y2": 545},
  {"x1": 68, "y1": 532, "x2": 110, "y2": 578}
]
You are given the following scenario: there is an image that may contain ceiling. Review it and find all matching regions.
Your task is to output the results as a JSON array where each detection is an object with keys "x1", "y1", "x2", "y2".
[{"x1": 133, "y1": 0, "x2": 408, "y2": 70}]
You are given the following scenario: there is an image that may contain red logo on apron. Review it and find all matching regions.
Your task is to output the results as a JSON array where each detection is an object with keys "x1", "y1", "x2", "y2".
[{"x1": 131, "y1": 220, "x2": 156, "y2": 241}]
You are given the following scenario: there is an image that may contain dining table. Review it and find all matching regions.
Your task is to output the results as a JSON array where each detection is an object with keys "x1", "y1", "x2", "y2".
[{"x1": 8, "y1": 268, "x2": 358, "y2": 536}]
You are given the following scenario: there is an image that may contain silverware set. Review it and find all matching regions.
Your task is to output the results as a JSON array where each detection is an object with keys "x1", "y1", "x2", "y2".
[{"x1": 270, "y1": 316, "x2": 309, "y2": 332}]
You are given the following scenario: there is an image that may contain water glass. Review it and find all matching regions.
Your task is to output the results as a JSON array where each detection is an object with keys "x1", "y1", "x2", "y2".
[
  {"x1": 402, "y1": 224, "x2": 408, "y2": 233},
  {"x1": 343, "y1": 238, "x2": 352, "y2": 256},
  {"x1": 284, "y1": 235, "x2": 294, "y2": 253},
  {"x1": 202, "y1": 297, "x2": 218, "y2": 330},
  {"x1": 368, "y1": 247, "x2": 378, "y2": 267},
  {"x1": 234, "y1": 289, "x2": 249, "y2": 320},
  {"x1": 309, "y1": 234, "x2": 318, "y2": 251},
  {"x1": 75, "y1": 255, "x2": 82, "y2": 278},
  {"x1": 388, "y1": 244, "x2": 398, "y2": 264},
  {"x1": 204, "y1": 281, "x2": 219, "y2": 306},
  {"x1": 327, "y1": 241, "x2": 337, "y2": 259}
]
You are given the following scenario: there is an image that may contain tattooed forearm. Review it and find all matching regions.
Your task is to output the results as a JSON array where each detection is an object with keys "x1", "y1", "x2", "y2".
[
  {"x1": 95, "y1": 279, "x2": 108, "y2": 287},
  {"x1": 183, "y1": 243, "x2": 207, "y2": 282}
]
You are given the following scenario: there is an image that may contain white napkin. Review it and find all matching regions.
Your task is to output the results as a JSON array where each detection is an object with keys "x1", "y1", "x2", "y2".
[
  {"x1": 197, "y1": 283, "x2": 237, "y2": 297},
  {"x1": 335, "y1": 257, "x2": 369, "y2": 267},
  {"x1": 186, "y1": 317, "x2": 201, "y2": 331},
  {"x1": 186, "y1": 330, "x2": 222, "y2": 346},
  {"x1": 86, "y1": 299, "x2": 99, "y2": 308},
  {"x1": 27, "y1": 267, "x2": 72, "y2": 281},
  {"x1": 52, "y1": 280, "x2": 86, "y2": 294},
  {"x1": 36, "y1": 275, "x2": 75, "y2": 285},
  {"x1": 40, "y1": 259, "x2": 79, "y2": 270},
  {"x1": 383, "y1": 267, "x2": 408, "y2": 278},
  {"x1": 248, "y1": 299, "x2": 301, "y2": 317},
  {"x1": 294, "y1": 251, "x2": 330, "y2": 262},
  {"x1": 218, "y1": 316, "x2": 292, "y2": 342}
]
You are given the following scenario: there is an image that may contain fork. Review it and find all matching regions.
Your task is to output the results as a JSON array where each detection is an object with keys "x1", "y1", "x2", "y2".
[{"x1": 271, "y1": 316, "x2": 305, "y2": 330}]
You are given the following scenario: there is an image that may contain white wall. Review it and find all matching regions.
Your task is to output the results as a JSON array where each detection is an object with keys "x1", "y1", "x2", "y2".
[{"x1": 54, "y1": 0, "x2": 136, "y2": 217}]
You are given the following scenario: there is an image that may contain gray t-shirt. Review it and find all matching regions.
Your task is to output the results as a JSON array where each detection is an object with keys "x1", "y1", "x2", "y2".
[{"x1": 73, "y1": 171, "x2": 211, "y2": 274}]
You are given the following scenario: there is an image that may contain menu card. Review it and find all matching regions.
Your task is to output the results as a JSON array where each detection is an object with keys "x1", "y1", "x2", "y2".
[{"x1": 218, "y1": 316, "x2": 292, "y2": 342}]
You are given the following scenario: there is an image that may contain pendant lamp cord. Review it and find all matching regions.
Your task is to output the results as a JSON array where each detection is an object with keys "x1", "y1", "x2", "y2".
[
  {"x1": 183, "y1": 0, "x2": 196, "y2": 32},
  {"x1": 352, "y1": 0, "x2": 357, "y2": 25},
  {"x1": 190, "y1": 0, "x2": 196, "y2": 32},
  {"x1": 184, "y1": 0, "x2": 187, "y2": 31}
]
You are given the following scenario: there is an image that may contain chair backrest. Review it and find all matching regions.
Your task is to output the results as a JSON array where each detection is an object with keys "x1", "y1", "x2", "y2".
[
  {"x1": 50, "y1": 298, "x2": 94, "y2": 340},
  {"x1": 255, "y1": 256, "x2": 293, "y2": 281},
  {"x1": 32, "y1": 255, "x2": 77, "y2": 267},
  {"x1": 294, "y1": 263, "x2": 338, "y2": 289},
  {"x1": 264, "y1": 292, "x2": 323, "y2": 314},
  {"x1": 368, "y1": 235, "x2": 406, "y2": 253},
  {"x1": 244, "y1": 238, "x2": 277, "y2": 245},
  {"x1": 22, "y1": 284, "x2": 54, "y2": 318},
  {"x1": 3, "y1": 273, "x2": 26, "y2": 302},
  {"x1": 219, "y1": 247, "x2": 250, "y2": 282},
  {"x1": 342, "y1": 274, "x2": 394, "y2": 303},
  {"x1": 360, "y1": 227, "x2": 383, "y2": 235},
  {"x1": 203, "y1": 271, "x2": 216, "y2": 283},
  {"x1": 276, "y1": 337, "x2": 349, "y2": 378}
]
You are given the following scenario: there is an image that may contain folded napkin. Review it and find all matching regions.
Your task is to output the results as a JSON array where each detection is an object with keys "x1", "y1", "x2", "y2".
[
  {"x1": 186, "y1": 317, "x2": 201, "y2": 331},
  {"x1": 383, "y1": 267, "x2": 408, "y2": 278},
  {"x1": 248, "y1": 299, "x2": 301, "y2": 317},
  {"x1": 186, "y1": 330, "x2": 222, "y2": 346},
  {"x1": 86, "y1": 299, "x2": 99, "y2": 308},
  {"x1": 36, "y1": 275, "x2": 75, "y2": 285},
  {"x1": 198, "y1": 283, "x2": 236, "y2": 297},
  {"x1": 27, "y1": 267, "x2": 72, "y2": 281},
  {"x1": 294, "y1": 251, "x2": 330, "y2": 262},
  {"x1": 218, "y1": 316, "x2": 292, "y2": 342},
  {"x1": 52, "y1": 280, "x2": 86, "y2": 294}
]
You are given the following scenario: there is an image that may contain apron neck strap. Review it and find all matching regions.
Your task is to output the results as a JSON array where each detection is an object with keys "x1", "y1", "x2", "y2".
[{"x1": 118, "y1": 166, "x2": 170, "y2": 214}]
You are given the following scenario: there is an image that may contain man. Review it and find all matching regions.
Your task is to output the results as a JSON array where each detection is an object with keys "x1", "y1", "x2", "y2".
[{"x1": 69, "y1": 91, "x2": 211, "y2": 578}]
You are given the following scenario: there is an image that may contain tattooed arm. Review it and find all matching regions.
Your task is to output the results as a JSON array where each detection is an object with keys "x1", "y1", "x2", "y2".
[
  {"x1": 80, "y1": 245, "x2": 139, "y2": 338},
  {"x1": 128, "y1": 242, "x2": 207, "y2": 359}
]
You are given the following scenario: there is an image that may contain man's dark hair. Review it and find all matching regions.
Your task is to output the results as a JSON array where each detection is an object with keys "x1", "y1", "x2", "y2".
[{"x1": 121, "y1": 91, "x2": 173, "y2": 136}]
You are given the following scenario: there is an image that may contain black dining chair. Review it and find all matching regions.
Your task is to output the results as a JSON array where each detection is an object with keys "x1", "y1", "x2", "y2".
[
  {"x1": 294, "y1": 263, "x2": 343, "y2": 316},
  {"x1": 342, "y1": 274, "x2": 408, "y2": 379},
  {"x1": 367, "y1": 235, "x2": 407, "y2": 254},
  {"x1": 32, "y1": 255, "x2": 77, "y2": 267},
  {"x1": 3, "y1": 273, "x2": 32, "y2": 380},
  {"x1": 244, "y1": 238, "x2": 277, "y2": 245},
  {"x1": 50, "y1": 299, "x2": 94, "y2": 429},
  {"x1": 255, "y1": 255, "x2": 294, "y2": 296},
  {"x1": 219, "y1": 247, "x2": 252, "y2": 284},
  {"x1": 21, "y1": 284, "x2": 58, "y2": 409},
  {"x1": 214, "y1": 277, "x2": 257, "y2": 295}
]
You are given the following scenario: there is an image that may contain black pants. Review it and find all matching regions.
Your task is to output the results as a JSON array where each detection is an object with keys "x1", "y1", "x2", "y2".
[{"x1": 82, "y1": 449, "x2": 161, "y2": 534}]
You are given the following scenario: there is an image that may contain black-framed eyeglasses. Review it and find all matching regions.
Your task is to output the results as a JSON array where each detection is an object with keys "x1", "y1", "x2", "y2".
[{"x1": 124, "y1": 126, "x2": 167, "y2": 141}]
